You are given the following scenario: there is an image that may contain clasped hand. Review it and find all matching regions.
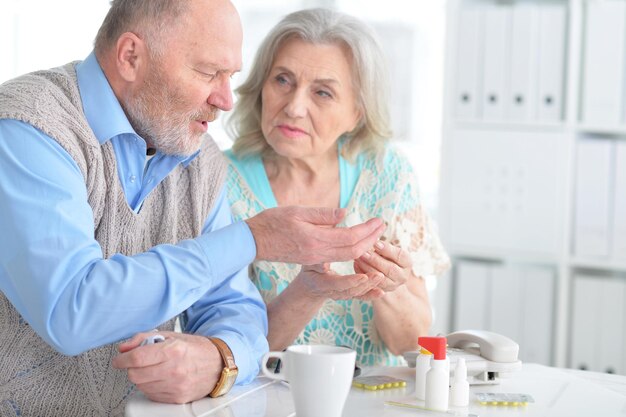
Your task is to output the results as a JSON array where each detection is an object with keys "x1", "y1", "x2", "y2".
[
  {"x1": 298, "y1": 240, "x2": 413, "y2": 299},
  {"x1": 354, "y1": 240, "x2": 414, "y2": 292},
  {"x1": 112, "y1": 331, "x2": 222, "y2": 404}
]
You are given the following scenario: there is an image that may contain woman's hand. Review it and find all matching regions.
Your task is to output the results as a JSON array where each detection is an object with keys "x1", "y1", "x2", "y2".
[
  {"x1": 297, "y1": 263, "x2": 385, "y2": 301},
  {"x1": 353, "y1": 240, "x2": 413, "y2": 292}
]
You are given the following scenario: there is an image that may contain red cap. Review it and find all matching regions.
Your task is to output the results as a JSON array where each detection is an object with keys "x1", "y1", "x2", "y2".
[{"x1": 418, "y1": 336, "x2": 447, "y2": 360}]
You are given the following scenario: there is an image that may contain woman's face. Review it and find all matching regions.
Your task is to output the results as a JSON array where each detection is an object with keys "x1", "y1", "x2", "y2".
[{"x1": 260, "y1": 38, "x2": 362, "y2": 160}]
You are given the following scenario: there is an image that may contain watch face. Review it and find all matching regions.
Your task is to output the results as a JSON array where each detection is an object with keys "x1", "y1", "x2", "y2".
[
  {"x1": 211, "y1": 368, "x2": 238, "y2": 397},
  {"x1": 223, "y1": 368, "x2": 238, "y2": 389}
]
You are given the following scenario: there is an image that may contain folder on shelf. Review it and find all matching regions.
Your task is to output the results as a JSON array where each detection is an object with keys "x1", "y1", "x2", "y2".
[
  {"x1": 612, "y1": 142, "x2": 626, "y2": 261},
  {"x1": 489, "y1": 265, "x2": 522, "y2": 345},
  {"x1": 481, "y1": 5, "x2": 510, "y2": 121},
  {"x1": 536, "y1": 4, "x2": 566, "y2": 122},
  {"x1": 570, "y1": 276, "x2": 601, "y2": 371},
  {"x1": 454, "y1": 261, "x2": 490, "y2": 331},
  {"x1": 520, "y1": 267, "x2": 554, "y2": 366},
  {"x1": 571, "y1": 275, "x2": 626, "y2": 374},
  {"x1": 581, "y1": 0, "x2": 626, "y2": 126},
  {"x1": 507, "y1": 4, "x2": 539, "y2": 122},
  {"x1": 454, "y1": 8, "x2": 483, "y2": 120},
  {"x1": 574, "y1": 138, "x2": 613, "y2": 258},
  {"x1": 597, "y1": 278, "x2": 626, "y2": 375}
]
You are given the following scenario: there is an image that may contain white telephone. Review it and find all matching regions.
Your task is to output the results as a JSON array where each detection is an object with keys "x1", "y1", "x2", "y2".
[{"x1": 403, "y1": 330, "x2": 523, "y2": 385}]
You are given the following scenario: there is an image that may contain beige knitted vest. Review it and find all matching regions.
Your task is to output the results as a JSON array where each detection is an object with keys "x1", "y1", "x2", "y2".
[{"x1": 0, "y1": 62, "x2": 226, "y2": 416}]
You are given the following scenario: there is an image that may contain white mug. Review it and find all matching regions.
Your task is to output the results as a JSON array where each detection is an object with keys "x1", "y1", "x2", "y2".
[{"x1": 261, "y1": 345, "x2": 356, "y2": 417}]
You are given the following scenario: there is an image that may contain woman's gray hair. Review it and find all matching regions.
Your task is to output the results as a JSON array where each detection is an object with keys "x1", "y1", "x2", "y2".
[
  {"x1": 94, "y1": 0, "x2": 188, "y2": 59},
  {"x1": 229, "y1": 8, "x2": 392, "y2": 161}
]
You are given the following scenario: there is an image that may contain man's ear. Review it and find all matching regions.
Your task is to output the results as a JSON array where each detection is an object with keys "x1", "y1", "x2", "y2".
[{"x1": 115, "y1": 32, "x2": 146, "y2": 82}]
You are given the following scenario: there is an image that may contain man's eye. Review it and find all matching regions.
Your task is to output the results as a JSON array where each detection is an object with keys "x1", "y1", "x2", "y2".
[{"x1": 196, "y1": 69, "x2": 217, "y2": 80}]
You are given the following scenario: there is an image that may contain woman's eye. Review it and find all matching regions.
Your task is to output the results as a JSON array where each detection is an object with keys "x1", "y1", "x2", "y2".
[
  {"x1": 316, "y1": 90, "x2": 332, "y2": 99},
  {"x1": 275, "y1": 75, "x2": 289, "y2": 85}
]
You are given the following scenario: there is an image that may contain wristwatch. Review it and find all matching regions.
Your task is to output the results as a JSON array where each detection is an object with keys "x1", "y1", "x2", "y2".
[{"x1": 208, "y1": 337, "x2": 238, "y2": 398}]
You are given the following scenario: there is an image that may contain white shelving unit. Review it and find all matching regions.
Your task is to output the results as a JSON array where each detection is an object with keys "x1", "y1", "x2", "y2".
[{"x1": 438, "y1": 0, "x2": 626, "y2": 373}]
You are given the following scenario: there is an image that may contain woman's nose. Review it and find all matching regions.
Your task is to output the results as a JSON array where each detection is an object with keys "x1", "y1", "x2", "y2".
[{"x1": 283, "y1": 90, "x2": 308, "y2": 119}]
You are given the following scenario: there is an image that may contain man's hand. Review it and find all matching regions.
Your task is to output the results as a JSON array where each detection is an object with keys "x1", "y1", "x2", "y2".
[
  {"x1": 297, "y1": 263, "x2": 386, "y2": 301},
  {"x1": 246, "y1": 207, "x2": 385, "y2": 265},
  {"x1": 112, "y1": 331, "x2": 222, "y2": 404}
]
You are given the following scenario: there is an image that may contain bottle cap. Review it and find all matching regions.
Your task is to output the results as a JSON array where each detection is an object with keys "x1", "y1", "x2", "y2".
[{"x1": 417, "y1": 336, "x2": 446, "y2": 360}]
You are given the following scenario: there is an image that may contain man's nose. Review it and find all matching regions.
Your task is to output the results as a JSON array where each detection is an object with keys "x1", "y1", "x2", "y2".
[{"x1": 207, "y1": 75, "x2": 234, "y2": 111}]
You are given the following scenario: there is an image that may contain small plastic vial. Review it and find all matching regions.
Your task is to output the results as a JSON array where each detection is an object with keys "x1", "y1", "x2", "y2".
[
  {"x1": 415, "y1": 345, "x2": 432, "y2": 401},
  {"x1": 450, "y1": 357, "x2": 469, "y2": 407},
  {"x1": 420, "y1": 336, "x2": 449, "y2": 412}
]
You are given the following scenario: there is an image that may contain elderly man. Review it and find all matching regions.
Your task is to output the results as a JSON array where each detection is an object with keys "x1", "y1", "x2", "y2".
[{"x1": 0, "y1": 0, "x2": 385, "y2": 416}]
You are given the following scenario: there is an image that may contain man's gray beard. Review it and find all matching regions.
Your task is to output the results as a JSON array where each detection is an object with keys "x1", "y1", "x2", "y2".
[{"x1": 124, "y1": 81, "x2": 209, "y2": 157}]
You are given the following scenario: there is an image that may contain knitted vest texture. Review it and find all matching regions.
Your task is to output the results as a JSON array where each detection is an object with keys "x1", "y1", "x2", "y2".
[{"x1": 0, "y1": 62, "x2": 226, "y2": 417}]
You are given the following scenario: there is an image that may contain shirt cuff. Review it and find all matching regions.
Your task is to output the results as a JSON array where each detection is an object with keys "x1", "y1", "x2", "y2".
[
  {"x1": 195, "y1": 220, "x2": 256, "y2": 282},
  {"x1": 210, "y1": 331, "x2": 263, "y2": 385}
]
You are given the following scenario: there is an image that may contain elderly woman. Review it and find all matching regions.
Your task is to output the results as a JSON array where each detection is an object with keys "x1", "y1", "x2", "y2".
[{"x1": 225, "y1": 8, "x2": 449, "y2": 365}]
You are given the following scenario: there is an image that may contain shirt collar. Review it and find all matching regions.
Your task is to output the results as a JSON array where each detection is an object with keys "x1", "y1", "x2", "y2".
[
  {"x1": 75, "y1": 51, "x2": 199, "y2": 166},
  {"x1": 75, "y1": 52, "x2": 136, "y2": 145}
]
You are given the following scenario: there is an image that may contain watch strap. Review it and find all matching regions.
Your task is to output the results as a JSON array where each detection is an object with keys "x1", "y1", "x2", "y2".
[
  {"x1": 209, "y1": 337, "x2": 237, "y2": 370},
  {"x1": 208, "y1": 337, "x2": 238, "y2": 398}
]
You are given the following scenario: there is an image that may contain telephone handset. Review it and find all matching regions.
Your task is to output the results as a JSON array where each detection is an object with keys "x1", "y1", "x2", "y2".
[
  {"x1": 403, "y1": 329, "x2": 523, "y2": 385},
  {"x1": 447, "y1": 329, "x2": 519, "y2": 363}
]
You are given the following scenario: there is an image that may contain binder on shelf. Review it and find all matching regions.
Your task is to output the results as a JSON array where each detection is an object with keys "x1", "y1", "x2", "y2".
[
  {"x1": 520, "y1": 267, "x2": 554, "y2": 366},
  {"x1": 570, "y1": 276, "x2": 601, "y2": 371},
  {"x1": 581, "y1": 0, "x2": 626, "y2": 126},
  {"x1": 453, "y1": 261, "x2": 490, "y2": 331},
  {"x1": 612, "y1": 142, "x2": 626, "y2": 261},
  {"x1": 481, "y1": 5, "x2": 510, "y2": 121},
  {"x1": 454, "y1": 8, "x2": 483, "y2": 120},
  {"x1": 597, "y1": 278, "x2": 626, "y2": 375},
  {"x1": 574, "y1": 138, "x2": 613, "y2": 258},
  {"x1": 536, "y1": 4, "x2": 566, "y2": 122},
  {"x1": 507, "y1": 4, "x2": 538, "y2": 122},
  {"x1": 489, "y1": 265, "x2": 523, "y2": 345}
]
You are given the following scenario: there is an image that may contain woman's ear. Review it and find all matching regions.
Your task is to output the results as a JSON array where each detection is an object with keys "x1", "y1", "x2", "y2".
[
  {"x1": 115, "y1": 32, "x2": 147, "y2": 83},
  {"x1": 348, "y1": 109, "x2": 365, "y2": 136}
]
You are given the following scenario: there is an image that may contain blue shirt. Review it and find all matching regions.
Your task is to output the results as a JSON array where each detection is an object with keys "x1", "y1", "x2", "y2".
[{"x1": 0, "y1": 53, "x2": 268, "y2": 384}]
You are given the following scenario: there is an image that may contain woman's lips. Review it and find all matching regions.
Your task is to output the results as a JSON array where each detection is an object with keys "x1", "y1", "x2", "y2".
[{"x1": 278, "y1": 124, "x2": 307, "y2": 138}]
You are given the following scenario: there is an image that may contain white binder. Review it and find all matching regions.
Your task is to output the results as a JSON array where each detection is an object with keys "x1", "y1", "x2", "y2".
[
  {"x1": 520, "y1": 267, "x2": 554, "y2": 366},
  {"x1": 574, "y1": 138, "x2": 613, "y2": 258},
  {"x1": 536, "y1": 4, "x2": 566, "y2": 122},
  {"x1": 454, "y1": 261, "x2": 491, "y2": 331},
  {"x1": 581, "y1": 0, "x2": 626, "y2": 125},
  {"x1": 598, "y1": 278, "x2": 626, "y2": 375},
  {"x1": 481, "y1": 5, "x2": 510, "y2": 120},
  {"x1": 612, "y1": 142, "x2": 626, "y2": 261},
  {"x1": 570, "y1": 276, "x2": 601, "y2": 371},
  {"x1": 507, "y1": 4, "x2": 538, "y2": 122},
  {"x1": 454, "y1": 8, "x2": 483, "y2": 120},
  {"x1": 489, "y1": 265, "x2": 522, "y2": 345}
]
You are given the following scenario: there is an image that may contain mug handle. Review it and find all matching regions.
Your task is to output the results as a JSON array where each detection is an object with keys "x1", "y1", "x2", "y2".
[{"x1": 261, "y1": 351, "x2": 287, "y2": 381}]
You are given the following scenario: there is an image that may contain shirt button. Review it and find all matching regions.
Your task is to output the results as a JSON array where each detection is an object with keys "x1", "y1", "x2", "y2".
[{"x1": 129, "y1": 175, "x2": 136, "y2": 183}]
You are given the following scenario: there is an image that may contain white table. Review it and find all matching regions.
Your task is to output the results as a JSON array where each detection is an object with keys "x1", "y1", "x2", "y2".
[{"x1": 125, "y1": 364, "x2": 626, "y2": 417}]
